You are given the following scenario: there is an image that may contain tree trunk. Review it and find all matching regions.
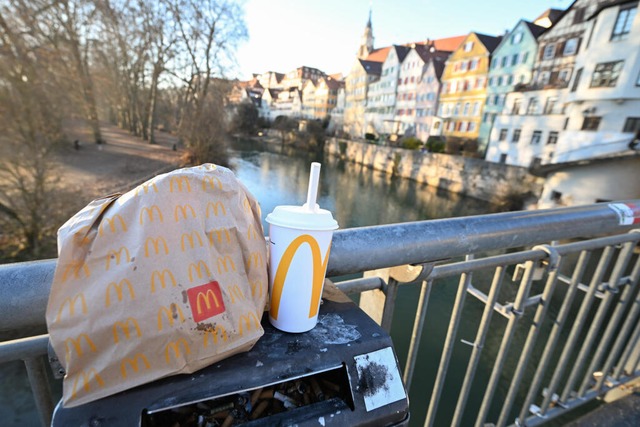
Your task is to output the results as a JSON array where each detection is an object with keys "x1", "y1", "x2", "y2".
[{"x1": 146, "y1": 61, "x2": 162, "y2": 144}]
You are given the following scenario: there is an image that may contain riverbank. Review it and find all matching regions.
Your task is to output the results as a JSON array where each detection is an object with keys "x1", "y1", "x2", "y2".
[{"x1": 325, "y1": 138, "x2": 544, "y2": 207}]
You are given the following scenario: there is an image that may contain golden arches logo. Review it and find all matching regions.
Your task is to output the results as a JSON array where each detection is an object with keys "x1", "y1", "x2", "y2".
[
  {"x1": 157, "y1": 304, "x2": 185, "y2": 331},
  {"x1": 181, "y1": 231, "x2": 204, "y2": 251},
  {"x1": 270, "y1": 235, "x2": 330, "y2": 320},
  {"x1": 226, "y1": 284, "x2": 245, "y2": 304},
  {"x1": 203, "y1": 325, "x2": 228, "y2": 347},
  {"x1": 145, "y1": 236, "x2": 169, "y2": 257},
  {"x1": 64, "y1": 334, "x2": 96, "y2": 362},
  {"x1": 174, "y1": 204, "x2": 196, "y2": 222},
  {"x1": 188, "y1": 260, "x2": 212, "y2": 283},
  {"x1": 61, "y1": 260, "x2": 91, "y2": 282},
  {"x1": 196, "y1": 289, "x2": 222, "y2": 314},
  {"x1": 247, "y1": 224, "x2": 259, "y2": 240},
  {"x1": 242, "y1": 197, "x2": 252, "y2": 213},
  {"x1": 165, "y1": 339, "x2": 191, "y2": 364},
  {"x1": 169, "y1": 176, "x2": 191, "y2": 193},
  {"x1": 246, "y1": 252, "x2": 264, "y2": 270},
  {"x1": 150, "y1": 269, "x2": 176, "y2": 293},
  {"x1": 71, "y1": 369, "x2": 104, "y2": 399},
  {"x1": 139, "y1": 205, "x2": 163, "y2": 225},
  {"x1": 99, "y1": 214, "x2": 127, "y2": 236},
  {"x1": 207, "y1": 228, "x2": 231, "y2": 245},
  {"x1": 105, "y1": 246, "x2": 131, "y2": 271},
  {"x1": 238, "y1": 311, "x2": 260, "y2": 337},
  {"x1": 135, "y1": 182, "x2": 158, "y2": 196},
  {"x1": 206, "y1": 201, "x2": 226, "y2": 218},
  {"x1": 112, "y1": 318, "x2": 142, "y2": 343},
  {"x1": 73, "y1": 226, "x2": 92, "y2": 246},
  {"x1": 120, "y1": 353, "x2": 150, "y2": 379},
  {"x1": 250, "y1": 280, "x2": 264, "y2": 298},
  {"x1": 55, "y1": 293, "x2": 87, "y2": 323},
  {"x1": 202, "y1": 176, "x2": 223, "y2": 191},
  {"x1": 105, "y1": 279, "x2": 135, "y2": 307},
  {"x1": 216, "y1": 256, "x2": 236, "y2": 274}
]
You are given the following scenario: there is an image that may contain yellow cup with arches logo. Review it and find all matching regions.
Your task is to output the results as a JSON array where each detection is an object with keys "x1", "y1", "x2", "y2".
[{"x1": 266, "y1": 163, "x2": 338, "y2": 333}]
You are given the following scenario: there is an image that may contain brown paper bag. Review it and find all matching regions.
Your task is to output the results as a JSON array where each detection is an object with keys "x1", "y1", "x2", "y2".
[{"x1": 46, "y1": 164, "x2": 268, "y2": 407}]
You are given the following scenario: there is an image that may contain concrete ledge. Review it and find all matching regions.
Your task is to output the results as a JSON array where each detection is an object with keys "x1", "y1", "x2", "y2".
[{"x1": 566, "y1": 393, "x2": 640, "y2": 427}]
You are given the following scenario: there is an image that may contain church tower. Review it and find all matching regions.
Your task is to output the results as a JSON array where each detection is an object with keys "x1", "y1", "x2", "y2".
[{"x1": 357, "y1": 9, "x2": 374, "y2": 59}]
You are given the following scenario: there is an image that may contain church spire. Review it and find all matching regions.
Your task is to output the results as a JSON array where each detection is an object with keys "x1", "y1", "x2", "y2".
[{"x1": 357, "y1": 8, "x2": 374, "y2": 59}]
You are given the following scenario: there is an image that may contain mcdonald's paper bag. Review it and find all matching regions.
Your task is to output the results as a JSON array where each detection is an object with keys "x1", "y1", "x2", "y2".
[{"x1": 46, "y1": 164, "x2": 268, "y2": 407}]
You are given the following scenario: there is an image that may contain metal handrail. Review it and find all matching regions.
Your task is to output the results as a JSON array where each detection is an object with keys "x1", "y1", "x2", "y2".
[
  {"x1": 1, "y1": 201, "x2": 635, "y2": 333},
  {"x1": 1, "y1": 200, "x2": 639, "y2": 427}
]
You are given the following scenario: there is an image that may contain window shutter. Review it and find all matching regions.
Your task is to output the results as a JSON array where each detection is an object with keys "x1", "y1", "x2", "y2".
[{"x1": 555, "y1": 41, "x2": 565, "y2": 58}]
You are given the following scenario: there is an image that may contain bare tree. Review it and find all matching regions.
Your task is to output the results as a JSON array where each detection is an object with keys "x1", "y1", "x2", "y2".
[
  {"x1": 0, "y1": 6, "x2": 68, "y2": 258},
  {"x1": 166, "y1": 0, "x2": 247, "y2": 164}
]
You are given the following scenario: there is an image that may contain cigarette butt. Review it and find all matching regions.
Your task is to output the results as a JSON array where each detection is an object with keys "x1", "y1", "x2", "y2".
[
  {"x1": 220, "y1": 415, "x2": 233, "y2": 427},
  {"x1": 250, "y1": 388, "x2": 263, "y2": 406},
  {"x1": 250, "y1": 400, "x2": 269, "y2": 420},
  {"x1": 309, "y1": 378, "x2": 324, "y2": 401},
  {"x1": 259, "y1": 389, "x2": 274, "y2": 399}
]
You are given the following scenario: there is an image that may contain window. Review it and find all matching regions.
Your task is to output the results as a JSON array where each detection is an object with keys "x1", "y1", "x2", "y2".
[
  {"x1": 512, "y1": 129, "x2": 521, "y2": 142},
  {"x1": 559, "y1": 69, "x2": 571, "y2": 83},
  {"x1": 511, "y1": 54, "x2": 518, "y2": 66},
  {"x1": 544, "y1": 97, "x2": 557, "y2": 114},
  {"x1": 434, "y1": 121, "x2": 441, "y2": 130},
  {"x1": 491, "y1": 58, "x2": 498, "y2": 69},
  {"x1": 501, "y1": 56, "x2": 508, "y2": 67},
  {"x1": 611, "y1": 5, "x2": 637, "y2": 41},
  {"x1": 472, "y1": 102, "x2": 480, "y2": 116},
  {"x1": 547, "y1": 131, "x2": 559, "y2": 145},
  {"x1": 623, "y1": 117, "x2": 640, "y2": 133},
  {"x1": 489, "y1": 77, "x2": 495, "y2": 87},
  {"x1": 582, "y1": 116, "x2": 602, "y2": 131},
  {"x1": 538, "y1": 71, "x2": 550, "y2": 85},
  {"x1": 469, "y1": 122, "x2": 476, "y2": 132},
  {"x1": 427, "y1": 93, "x2": 435, "y2": 101},
  {"x1": 460, "y1": 61, "x2": 468, "y2": 72},
  {"x1": 571, "y1": 68, "x2": 583, "y2": 92},
  {"x1": 498, "y1": 76, "x2": 503, "y2": 86},
  {"x1": 454, "y1": 103, "x2": 461, "y2": 115},
  {"x1": 590, "y1": 61, "x2": 624, "y2": 87},
  {"x1": 463, "y1": 102, "x2": 470, "y2": 115},
  {"x1": 531, "y1": 130, "x2": 542, "y2": 144},
  {"x1": 573, "y1": 7, "x2": 586, "y2": 24},
  {"x1": 563, "y1": 38, "x2": 579, "y2": 56},
  {"x1": 507, "y1": 75, "x2": 513, "y2": 85},
  {"x1": 521, "y1": 51, "x2": 529, "y2": 64},
  {"x1": 499, "y1": 153, "x2": 508, "y2": 163},
  {"x1": 464, "y1": 41, "x2": 474, "y2": 51},
  {"x1": 511, "y1": 32, "x2": 523, "y2": 44},
  {"x1": 526, "y1": 98, "x2": 539, "y2": 115},
  {"x1": 543, "y1": 44, "x2": 556, "y2": 59},
  {"x1": 499, "y1": 129, "x2": 508, "y2": 141},
  {"x1": 512, "y1": 99, "x2": 521, "y2": 115},
  {"x1": 470, "y1": 59, "x2": 478, "y2": 70}
]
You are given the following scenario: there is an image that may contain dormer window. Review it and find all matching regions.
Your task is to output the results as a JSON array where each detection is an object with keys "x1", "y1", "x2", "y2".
[
  {"x1": 511, "y1": 32, "x2": 523, "y2": 44},
  {"x1": 463, "y1": 41, "x2": 474, "y2": 52}
]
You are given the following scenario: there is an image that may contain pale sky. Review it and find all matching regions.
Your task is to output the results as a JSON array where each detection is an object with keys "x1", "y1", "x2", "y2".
[{"x1": 235, "y1": 0, "x2": 573, "y2": 80}]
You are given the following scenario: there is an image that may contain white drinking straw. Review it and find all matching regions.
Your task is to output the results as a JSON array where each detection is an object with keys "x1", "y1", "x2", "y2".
[{"x1": 305, "y1": 162, "x2": 321, "y2": 212}]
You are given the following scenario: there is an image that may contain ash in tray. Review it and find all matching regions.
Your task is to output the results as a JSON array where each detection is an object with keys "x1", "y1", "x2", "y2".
[{"x1": 308, "y1": 313, "x2": 361, "y2": 344}]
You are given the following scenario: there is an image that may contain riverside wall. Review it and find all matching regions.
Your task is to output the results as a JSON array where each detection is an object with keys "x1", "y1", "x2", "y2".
[{"x1": 325, "y1": 138, "x2": 544, "y2": 204}]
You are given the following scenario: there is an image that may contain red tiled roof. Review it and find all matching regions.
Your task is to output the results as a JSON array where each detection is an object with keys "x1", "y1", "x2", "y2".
[
  {"x1": 365, "y1": 46, "x2": 391, "y2": 62},
  {"x1": 432, "y1": 36, "x2": 466, "y2": 52}
]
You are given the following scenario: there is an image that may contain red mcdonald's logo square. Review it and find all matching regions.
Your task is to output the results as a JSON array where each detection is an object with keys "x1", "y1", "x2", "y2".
[{"x1": 187, "y1": 281, "x2": 226, "y2": 323}]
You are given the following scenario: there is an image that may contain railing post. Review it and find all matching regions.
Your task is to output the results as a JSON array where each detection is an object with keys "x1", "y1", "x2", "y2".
[
  {"x1": 359, "y1": 268, "x2": 390, "y2": 330},
  {"x1": 24, "y1": 356, "x2": 54, "y2": 427}
]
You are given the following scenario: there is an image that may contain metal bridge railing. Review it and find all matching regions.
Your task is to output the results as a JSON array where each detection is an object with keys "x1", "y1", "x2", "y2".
[{"x1": 1, "y1": 201, "x2": 639, "y2": 426}]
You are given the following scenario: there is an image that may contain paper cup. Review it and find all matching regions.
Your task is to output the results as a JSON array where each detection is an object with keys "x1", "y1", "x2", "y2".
[{"x1": 266, "y1": 205, "x2": 338, "y2": 333}]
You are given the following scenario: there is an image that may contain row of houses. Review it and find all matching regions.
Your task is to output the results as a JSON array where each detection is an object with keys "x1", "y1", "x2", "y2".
[{"x1": 230, "y1": 0, "x2": 640, "y2": 208}]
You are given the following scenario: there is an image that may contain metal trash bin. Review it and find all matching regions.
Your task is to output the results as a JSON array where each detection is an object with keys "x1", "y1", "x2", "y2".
[{"x1": 51, "y1": 280, "x2": 409, "y2": 426}]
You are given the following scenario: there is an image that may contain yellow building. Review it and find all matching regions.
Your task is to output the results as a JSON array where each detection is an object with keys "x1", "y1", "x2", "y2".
[
  {"x1": 440, "y1": 33, "x2": 502, "y2": 143},
  {"x1": 314, "y1": 76, "x2": 344, "y2": 120}
]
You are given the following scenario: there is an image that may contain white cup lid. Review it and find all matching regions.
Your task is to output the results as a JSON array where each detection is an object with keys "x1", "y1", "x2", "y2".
[{"x1": 266, "y1": 205, "x2": 338, "y2": 231}]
